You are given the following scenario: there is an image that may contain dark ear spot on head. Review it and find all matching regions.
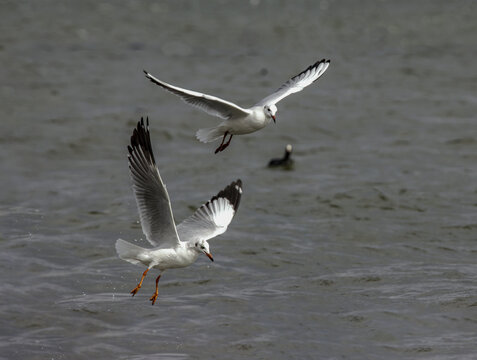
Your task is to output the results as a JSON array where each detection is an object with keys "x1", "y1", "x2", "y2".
[{"x1": 195, "y1": 242, "x2": 198, "y2": 247}]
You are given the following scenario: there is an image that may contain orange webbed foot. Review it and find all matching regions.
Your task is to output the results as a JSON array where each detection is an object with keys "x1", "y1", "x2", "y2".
[
  {"x1": 130, "y1": 285, "x2": 141, "y2": 296},
  {"x1": 149, "y1": 292, "x2": 158, "y2": 305}
]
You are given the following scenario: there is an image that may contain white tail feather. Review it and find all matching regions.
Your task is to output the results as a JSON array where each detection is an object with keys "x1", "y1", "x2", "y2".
[
  {"x1": 115, "y1": 239, "x2": 145, "y2": 265},
  {"x1": 196, "y1": 127, "x2": 224, "y2": 143}
]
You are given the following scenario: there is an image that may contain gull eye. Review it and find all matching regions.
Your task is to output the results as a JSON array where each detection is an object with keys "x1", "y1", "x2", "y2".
[{"x1": 201, "y1": 246, "x2": 205, "y2": 250}]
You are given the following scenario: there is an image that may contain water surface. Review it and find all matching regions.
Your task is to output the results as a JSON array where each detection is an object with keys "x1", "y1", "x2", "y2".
[{"x1": 1, "y1": 1, "x2": 477, "y2": 359}]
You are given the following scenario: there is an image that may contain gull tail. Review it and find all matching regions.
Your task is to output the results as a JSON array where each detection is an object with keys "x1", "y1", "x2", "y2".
[
  {"x1": 196, "y1": 126, "x2": 224, "y2": 143},
  {"x1": 115, "y1": 239, "x2": 146, "y2": 265}
]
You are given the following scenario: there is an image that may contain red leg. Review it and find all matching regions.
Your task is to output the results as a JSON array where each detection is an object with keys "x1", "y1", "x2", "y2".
[
  {"x1": 149, "y1": 274, "x2": 162, "y2": 305},
  {"x1": 130, "y1": 268, "x2": 149, "y2": 296},
  {"x1": 215, "y1": 131, "x2": 229, "y2": 154},
  {"x1": 215, "y1": 132, "x2": 233, "y2": 153},
  {"x1": 221, "y1": 133, "x2": 233, "y2": 151}
]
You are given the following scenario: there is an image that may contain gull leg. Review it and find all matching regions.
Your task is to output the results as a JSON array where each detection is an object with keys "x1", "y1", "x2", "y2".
[
  {"x1": 149, "y1": 274, "x2": 162, "y2": 305},
  {"x1": 219, "y1": 133, "x2": 233, "y2": 152},
  {"x1": 130, "y1": 268, "x2": 149, "y2": 296},
  {"x1": 214, "y1": 131, "x2": 229, "y2": 154}
]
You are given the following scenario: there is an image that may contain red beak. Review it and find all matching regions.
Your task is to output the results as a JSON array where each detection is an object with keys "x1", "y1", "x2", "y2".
[
  {"x1": 205, "y1": 252, "x2": 214, "y2": 262},
  {"x1": 272, "y1": 115, "x2": 276, "y2": 123}
]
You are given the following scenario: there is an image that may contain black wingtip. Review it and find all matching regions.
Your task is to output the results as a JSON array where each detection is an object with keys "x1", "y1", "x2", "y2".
[
  {"x1": 315, "y1": 58, "x2": 330, "y2": 66},
  {"x1": 218, "y1": 179, "x2": 242, "y2": 212},
  {"x1": 129, "y1": 117, "x2": 156, "y2": 165},
  {"x1": 204, "y1": 179, "x2": 243, "y2": 213},
  {"x1": 288, "y1": 58, "x2": 331, "y2": 84},
  {"x1": 312, "y1": 58, "x2": 330, "y2": 70},
  {"x1": 143, "y1": 70, "x2": 153, "y2": 81}
]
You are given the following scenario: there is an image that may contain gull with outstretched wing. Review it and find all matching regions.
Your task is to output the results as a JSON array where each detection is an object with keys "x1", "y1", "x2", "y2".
[
  {"x1": 144, "y1": 59, "x2": 330, "y2": 153},
  {"x1": 116, "y1": 117, "x2": 242, "y2": 305}
]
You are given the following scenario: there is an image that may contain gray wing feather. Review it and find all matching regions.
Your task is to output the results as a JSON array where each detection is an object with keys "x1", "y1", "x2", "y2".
[
  {"x1": 128, "y1": 118, "x2": 180, "y2": 248},
  {"x1": 255, "y1": 59, "x2": 330, "y2": 106},
  {"x1": 177, "y1": 180, "x2": 242, "y2": 243},
  {"x1": 144, "y1": 70, "x2": 251, "y2": 120}
]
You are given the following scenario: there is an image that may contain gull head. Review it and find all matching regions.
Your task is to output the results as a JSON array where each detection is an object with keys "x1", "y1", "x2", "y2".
[
  {"x1": 264, "y1": 105, "x2": 277, "y2": 123},
  {"x1": 194, "y1": 240, "x2": 213, "y2": 262}
]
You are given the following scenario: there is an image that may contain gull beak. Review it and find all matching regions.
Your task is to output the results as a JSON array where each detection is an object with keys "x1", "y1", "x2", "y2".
[
  {"x1": 272, "y1": 115, "x2": 276, "y2": 123},
  {"x1": 205, "y1": 252, "x2": 214, "y2": 262}
]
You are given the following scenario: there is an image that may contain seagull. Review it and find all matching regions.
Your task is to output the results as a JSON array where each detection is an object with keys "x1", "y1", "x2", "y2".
[
  {"x1": 116, "y1": 117, "x2": 242, "y2": 305},
  {"x1": 268, "y1": 144, "x2": 294, "y2": 169},
  {"x1": 144, "y1": 59, "x2": 330, "y2": 153}
]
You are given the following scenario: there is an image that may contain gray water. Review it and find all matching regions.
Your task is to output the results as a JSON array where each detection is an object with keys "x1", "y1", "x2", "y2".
[{"x1": 1, "y1": 1, "x2": 477, "y2": 359}]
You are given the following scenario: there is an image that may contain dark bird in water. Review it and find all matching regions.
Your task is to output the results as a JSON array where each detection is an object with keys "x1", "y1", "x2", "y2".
[{"x1": 268, "y1": 144, "x2": 294, "y2": 169}]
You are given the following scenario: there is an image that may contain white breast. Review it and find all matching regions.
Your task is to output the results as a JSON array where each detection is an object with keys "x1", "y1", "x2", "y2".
[
  {"x1": 150, "y1": 247, "x2": 199, "y2": 270},
  {"x1": 229, "y1": 107, "x2": 270, "y2": 135}
]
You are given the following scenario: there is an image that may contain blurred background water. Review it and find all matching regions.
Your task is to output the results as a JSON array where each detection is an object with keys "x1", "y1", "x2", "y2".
[{"x1": 1, "y1": 1, "x2": 477, "y2": 359}]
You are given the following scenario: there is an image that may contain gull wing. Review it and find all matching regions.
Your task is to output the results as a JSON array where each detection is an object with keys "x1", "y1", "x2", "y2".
[
  {"x1": 255, "y1": 59, "x2": 330, "y2": 107},
  {"x1": 128, "y1": 117, "x2": 180, "y2": 248},
  {"x1": 144, "y1": 70, "x2": 251, "y2": 120},
  {"x1": 177, "y1": 180, "x2": 242, "y2": 243}
]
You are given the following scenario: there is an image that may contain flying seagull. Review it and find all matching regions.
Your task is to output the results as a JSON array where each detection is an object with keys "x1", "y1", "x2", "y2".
[
  {"x1": 116, "y1": 117, "x2": 242, "y2": 305},
  {"x1": 144, "y1": 59, "x2": 330, "y2": 153}
]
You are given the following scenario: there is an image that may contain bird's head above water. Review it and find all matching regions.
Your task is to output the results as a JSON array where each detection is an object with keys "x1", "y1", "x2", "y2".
[
  {"x1": 194, "y1": 240, "x2": 213, "y2": 261},
  {"x1": 264, "y1": 104, "x2": 277, "y2": 123}
]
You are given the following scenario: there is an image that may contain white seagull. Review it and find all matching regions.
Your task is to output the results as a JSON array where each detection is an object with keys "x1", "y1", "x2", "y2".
[
  {"x1": 116, "y1": 117, "x2": 242, "y2": 305},
  {"x1": 144, "y1": 59, "x2": 330, "y2": 153}
]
